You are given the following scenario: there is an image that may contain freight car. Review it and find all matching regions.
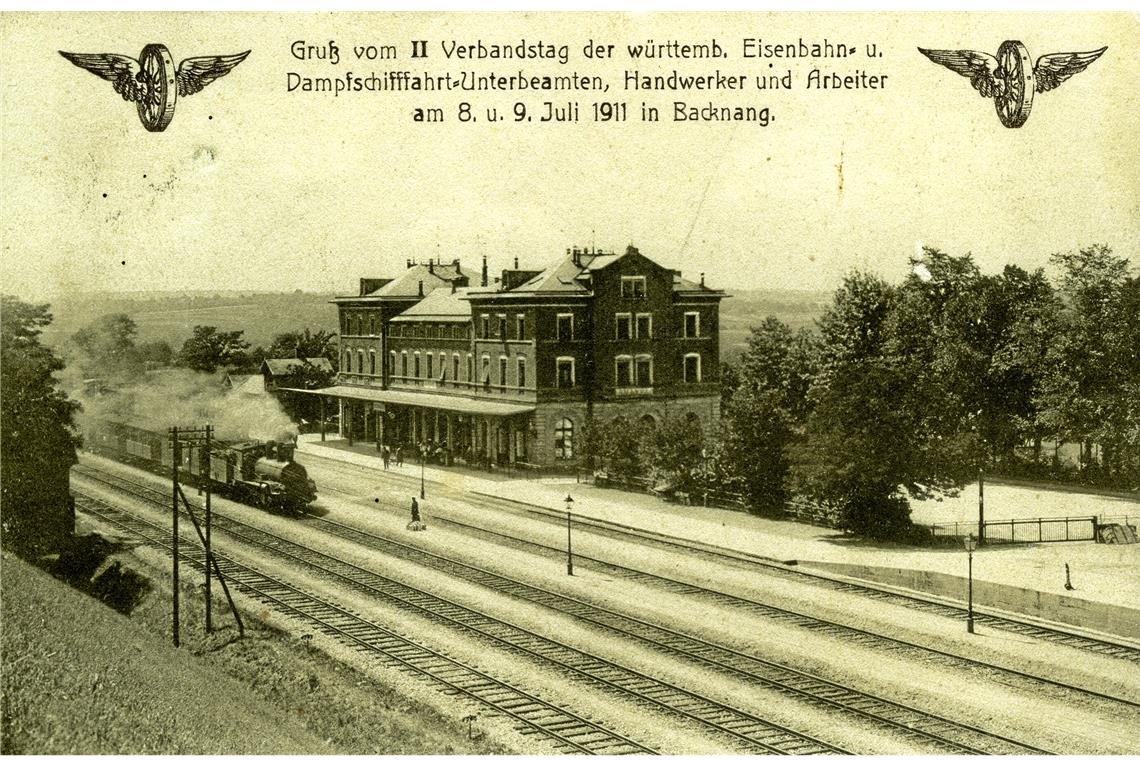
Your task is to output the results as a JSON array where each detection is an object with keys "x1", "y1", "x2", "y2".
[{"x1": 85, "y1": 418, "x2": 318, "y2": 513}]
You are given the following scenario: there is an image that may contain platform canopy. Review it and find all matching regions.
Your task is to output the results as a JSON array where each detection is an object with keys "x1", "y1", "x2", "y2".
[{"x1": 286, "y1": 385, "x2": 535, "y2": 417}]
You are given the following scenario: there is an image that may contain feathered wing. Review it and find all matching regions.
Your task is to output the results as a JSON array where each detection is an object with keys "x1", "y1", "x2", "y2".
[
  {"x1": 175, "y1": 51, "x2": 250, "y2": 96},
  {"x1": 918, "y1": 48, "x2": 1001, "y2": 97},
  {"x1": 58, "y1": 51, "x2": 141, "y2": 101},
  {"x1": 1034, "y1": 47, "x2": 1107, "y2": 93}
]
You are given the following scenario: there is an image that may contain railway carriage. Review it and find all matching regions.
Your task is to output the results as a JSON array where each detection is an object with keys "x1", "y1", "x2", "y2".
[{"x1": 85, "y1": 418, "x2": 317, "y2": 513}]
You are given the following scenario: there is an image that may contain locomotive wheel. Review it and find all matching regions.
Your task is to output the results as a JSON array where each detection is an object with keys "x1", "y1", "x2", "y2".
[
  {"x1": 994, "y1": 40, "x2": 1034, "y2": 128},
  {"x1": 136, "y1": 43, "x2": 177, "y2": 132}
]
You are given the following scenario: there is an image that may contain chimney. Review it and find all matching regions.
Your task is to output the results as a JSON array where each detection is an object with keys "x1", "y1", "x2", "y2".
[
  {"x1": 428, "y1": 259, "x2": 434, "y2": 274},
  {"x1": 700, "y1": 272, "x2": 705, "y2": 287},
  {"x1": 513, "y1": 256, "x2": 519, "y2": 269},
  {"x1": 572, "y1": 246, "x2": 580, "y2": 266},
  {"x1": 417, "y1": 280, "x2": 424, "y2": 297},
  {"x1": 481, "y1": 255, "x2": 488, "y2": 287}
]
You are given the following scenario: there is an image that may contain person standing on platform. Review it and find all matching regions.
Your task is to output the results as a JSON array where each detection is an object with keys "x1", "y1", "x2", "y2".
[
  {"x1": 395, "y1": 445, "x2": 403, "y2": 468},
  {"x1": 381, "y1": 445, "x2": 391, "y2": 470},
  {"x1": 408, "y1": 496, "x2": 425, "y2": 531}
]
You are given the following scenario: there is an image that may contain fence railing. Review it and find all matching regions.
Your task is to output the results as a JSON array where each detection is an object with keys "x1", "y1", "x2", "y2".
[{"x1": 924, "y1": 515, "x2": 1110, "y2": 543}]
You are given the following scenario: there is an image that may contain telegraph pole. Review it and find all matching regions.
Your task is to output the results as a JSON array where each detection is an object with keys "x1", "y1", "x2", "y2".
[
  {"x1": 204, "y1": 424, "x2": 213, "y2": 634},
  {"x1": 171, "y1": 427, "x2": 180, "y2": 648}
]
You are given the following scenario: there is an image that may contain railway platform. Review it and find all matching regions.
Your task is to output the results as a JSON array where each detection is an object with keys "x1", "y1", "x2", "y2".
[{"x1": 296, "y1": 434, "x2": 1140, "y2": 639}]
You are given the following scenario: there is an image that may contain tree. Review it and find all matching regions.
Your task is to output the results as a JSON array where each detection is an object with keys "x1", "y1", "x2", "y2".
[
  {"x1": 587, "y1": 416, "x2": 646, "y2": 482},
  {"x1": 135, "y1": 339, "x2": 175, "y2": 368},
  {"x1": 268, "y1": 328, "x2": 338, "y2": 363},
  {"x1": 178, "y1": 325, "x2": 250, "y2": 373},
  {"x1": 720, "y1": 386, "x2": 794, "y2": 515},
  {"x1": 790, "y1": 269, "x2": 974, "y2": 539},
  {"x1": 1036, "y1": 245, "x2": 1139, "y2": 484},
  {"x1": 277, "y1": 360, "x2": 337, "y2": 423},
  {"x1": 1, "y1": 296, "x2": 80, "y2": 556},
  {"x1": 69, "y1": 312, "x2": 143, "y2": 379},
  {"x1": 738, "y1": 316, "x2": 820, "y2": 423},
  {"x1": 641, "y1": 414, "x2": 705, "y2": 494},
  {"x1": 789, "y1": 363, "x2": 924, "y2": 539}
]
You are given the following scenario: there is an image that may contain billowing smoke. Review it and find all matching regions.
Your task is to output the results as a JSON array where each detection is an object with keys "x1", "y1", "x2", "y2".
[{"x1": 78, "y1": 369, "x2": 298, "y2": 443}]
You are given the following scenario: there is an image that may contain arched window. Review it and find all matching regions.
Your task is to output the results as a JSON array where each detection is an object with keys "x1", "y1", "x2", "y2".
[
  {"x1": 357, "y1": 350, "x2": 365, "y2": 375},
  {"x1": 554, "y1": 417, "x2": 574, "y2": 459},
  {"x1": 344, "y1": 350, "x2": 352, "y2": 372},
  {"x1": 369, "y1": 350, "x2": 376, "y2": 376}
]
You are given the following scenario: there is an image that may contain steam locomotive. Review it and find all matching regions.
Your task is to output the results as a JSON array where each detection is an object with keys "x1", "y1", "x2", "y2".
[{"x1": 85, "y1": 418, "x2": 318, "y2": 513}]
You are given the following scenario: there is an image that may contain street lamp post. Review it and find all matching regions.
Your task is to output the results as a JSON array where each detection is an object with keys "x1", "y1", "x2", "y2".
[
  {"x1": 565, "y1": 494, "x2": 574, "y2": 576},
  {"x1": 963, "y1": 533, "x2": 977, "y2": 634},
  {"x1": 419, "y1": 443, "x2": 426, "y2": 499}
]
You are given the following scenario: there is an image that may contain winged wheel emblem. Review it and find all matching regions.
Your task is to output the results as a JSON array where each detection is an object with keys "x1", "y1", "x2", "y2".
[
  {"x1": 59, "y1": 44, "x2": 250, "y2": 132},
  {"x1": 919, "y1": 41, "x2": 1106, "y2": 128}
]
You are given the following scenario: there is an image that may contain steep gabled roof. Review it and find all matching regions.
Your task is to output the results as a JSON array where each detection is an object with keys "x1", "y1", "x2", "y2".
[
  {"x1": 390, "y1": 287, "x2": 473, "y2": 322},
  {"x1": 336, "y1": 261, "x2": 470, "y2": 301}
]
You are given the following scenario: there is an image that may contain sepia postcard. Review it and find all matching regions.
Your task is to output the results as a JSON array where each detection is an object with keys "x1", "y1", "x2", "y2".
[{"x1": 1, "y1": 10, "x2": 1137, "y2": 756}]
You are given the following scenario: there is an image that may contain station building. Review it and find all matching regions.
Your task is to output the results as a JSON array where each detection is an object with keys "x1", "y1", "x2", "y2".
[{"x1": 309, "y1": 245, "x2": 725, "y2": 468}]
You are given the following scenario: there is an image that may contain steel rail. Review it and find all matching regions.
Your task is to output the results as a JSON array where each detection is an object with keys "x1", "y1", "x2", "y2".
[{"x1": 71, "y1": 489, "x2": 658, "y2": 756}]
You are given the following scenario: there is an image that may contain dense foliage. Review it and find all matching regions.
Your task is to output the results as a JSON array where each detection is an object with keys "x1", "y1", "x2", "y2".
[
  {"x1": 1, "y1": 296, "x2": 80, "y2": 556},
  {"x1": 590, "y1": 244, "x2": 1137, "y2": 541}
]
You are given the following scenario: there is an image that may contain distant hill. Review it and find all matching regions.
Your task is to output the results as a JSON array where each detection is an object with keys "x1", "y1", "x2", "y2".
[
  {"x1": 42, "y1": 291, "x2": 341, "y2": 350},
  {"x1": 720, "y1": 289, "x2": 831, "y2": 362},
  {"x1": 41, "y1": 288, "x2": 831, "y2": 361}
]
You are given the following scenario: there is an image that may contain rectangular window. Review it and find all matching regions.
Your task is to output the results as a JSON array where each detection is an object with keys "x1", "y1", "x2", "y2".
[
  {"x1": 481, "y1": 354, "x2": 491, "y2": 385},
  {"x1": 401, "y1": 351, "x2": 408, "y2": 376},
  {"x1": 615, "y1": 356, "x2": 632, "y2": 387},
  {"x1": 516, "y1": 314, "x2": 526, "y2": 340},
  {"x1": 621, "y1": 276, "x2": 646, "y2": 299},
  {"x1": 481, "y1": 314, "x2": 490, "y2": 339},
  {"x1": 557, "y1": 314, "x2": 573, "y2": 342},
  {"x1": 517, "y1": 357, "x2": 526, "y2": 388},
  {"x1": 684, "y1": 354, "x2": 701, "y2": 383},
  {"x1": 452, "y1": 354, "x2": 460, "y2": 382},
  {"x1": 499, "y1": 356, "x2": 508, "y2": 387},
  {"x1": 635, "y1": 355, "x2": 652, "y2": 387},
  {"x1": 635, "y1": 313, "x2": 652, "y2": 339},
  {"x1": 497, "y1": 314, "x2": 506, "y2": 338},
  {"x1": 414, "y1": 352, "x2": 421, "y2": 377},
  {"x1": 615, "y1": 313, "x2": 631, "y2": 340},
  {"x1": 467, "y1": 353, "x2": 474, "y2": 381},
  {"x1": 370, "y1": 351, "x2": 376, "y2": 375},
  {"x1": 556, "y1": 357, "x2": 575, "y2": 388},
  {"x1": 684, "y1": 311, "x2": 700, "y2": 338},
  {"x1": 426, "y1": 353, "x2": 433, "y2": 379}
]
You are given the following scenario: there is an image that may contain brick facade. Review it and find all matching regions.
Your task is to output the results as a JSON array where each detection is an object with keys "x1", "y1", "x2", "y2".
[{"x1": 325, "y1": 246, "x2": 725, "y2": 468}]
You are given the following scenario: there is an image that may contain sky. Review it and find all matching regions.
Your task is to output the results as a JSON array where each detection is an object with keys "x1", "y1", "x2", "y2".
[{"x1": 1, "y1": 11, "x2": 1136, "y2": 299}]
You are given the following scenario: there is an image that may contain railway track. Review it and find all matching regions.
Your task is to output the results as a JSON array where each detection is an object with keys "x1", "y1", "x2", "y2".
[
  {"x1": 73, "y1": 470, "x2": 847, "y2": 755},
  {"x1": 71, "y1": 489, "x2": 657, "y2": 756},
  {"x1": 305, "y1": 454, "x2": 1140, "y2": 666},
  {"x1": 75, "y1": 463, "x2": 1063, "y2": 754},
  {"x1": 329, "y1": 483, "x2": 1140, "y2": 710}
]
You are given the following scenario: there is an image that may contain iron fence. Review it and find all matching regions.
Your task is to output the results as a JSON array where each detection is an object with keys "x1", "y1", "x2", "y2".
[{"x1": 924, "y1": 515, "x2": 1114, "y2": 543}]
